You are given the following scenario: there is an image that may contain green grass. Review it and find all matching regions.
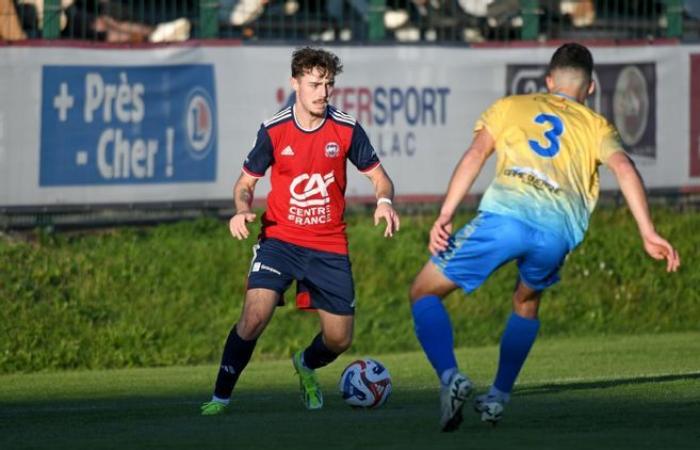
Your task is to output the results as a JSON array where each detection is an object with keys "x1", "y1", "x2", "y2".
[
  {"x1": 2, "y1": 209, "x2": 698, "y2": 373},
  {"x1": 1, "y1": 332, "x2": 699, "y2": 450}
]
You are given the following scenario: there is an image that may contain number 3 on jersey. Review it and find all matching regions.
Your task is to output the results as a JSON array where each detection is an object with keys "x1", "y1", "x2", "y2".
[{"x1": 528, "y1": 113, "x2": 564, "y2": 158}]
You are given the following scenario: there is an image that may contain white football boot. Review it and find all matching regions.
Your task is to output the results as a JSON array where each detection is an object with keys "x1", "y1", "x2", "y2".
[
  {"x1": 473, "y1": 392, "x2": 507, "y2": 424},
  {"x1": 439, "y1": 372, "x2": 474, "y2": 432}
]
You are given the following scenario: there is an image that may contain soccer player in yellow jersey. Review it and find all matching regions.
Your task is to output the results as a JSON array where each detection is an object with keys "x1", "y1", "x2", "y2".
[{"x1": 408, "y1": 43, "x2": 681, "y2": 432}]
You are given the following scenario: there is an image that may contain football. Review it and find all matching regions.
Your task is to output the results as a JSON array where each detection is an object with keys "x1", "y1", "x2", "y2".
[{"x1": 338, "y1": 358, "x2": 392, "y2": 408}]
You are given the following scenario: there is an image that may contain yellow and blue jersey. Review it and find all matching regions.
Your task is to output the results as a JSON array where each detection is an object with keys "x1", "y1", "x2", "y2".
[{"x1": 475, "y1": 93, "x2": 624, "y2": 249}]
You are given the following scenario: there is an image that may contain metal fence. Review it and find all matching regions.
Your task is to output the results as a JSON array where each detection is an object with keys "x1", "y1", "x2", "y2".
[{"x1": 1, "y1": 1, "x2": 699, "y2": 44}]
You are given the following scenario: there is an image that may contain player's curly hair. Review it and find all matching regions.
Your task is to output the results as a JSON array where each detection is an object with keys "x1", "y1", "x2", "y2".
[
  {"x1": 548, "y1": 43, "x2": 593, "y2": 81},
  {"x1": 291, "y1": 47, "x2": 343, "y2": 79}
]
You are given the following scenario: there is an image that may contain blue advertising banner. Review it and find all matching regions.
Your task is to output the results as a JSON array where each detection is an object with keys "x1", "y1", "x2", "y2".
[{"x1": 40, "y1": 65, "x2": 217, "y2": 185}]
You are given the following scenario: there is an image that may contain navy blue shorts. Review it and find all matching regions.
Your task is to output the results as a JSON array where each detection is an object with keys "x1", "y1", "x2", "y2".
[{"x1": 246, "y1": 238, "x2": 355, "y2": 315}]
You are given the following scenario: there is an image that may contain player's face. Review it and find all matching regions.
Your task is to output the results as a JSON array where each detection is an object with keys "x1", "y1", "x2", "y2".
[{"x1": 292, "y1": 67, "x2": 334, "y2": 119}]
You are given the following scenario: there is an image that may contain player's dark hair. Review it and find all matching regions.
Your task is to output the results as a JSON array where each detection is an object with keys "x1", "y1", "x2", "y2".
[
  {"x1": 291, "y1": 47, "x2": 343, "y2": 79},
  {"x1": 548, "y1": 43, "x2": 593, "y2": 80}
]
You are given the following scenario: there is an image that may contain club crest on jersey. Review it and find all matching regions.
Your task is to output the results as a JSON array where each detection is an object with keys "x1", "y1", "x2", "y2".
[{"x1": 325, "y1": 142, "x2": 340, "y2": 158}]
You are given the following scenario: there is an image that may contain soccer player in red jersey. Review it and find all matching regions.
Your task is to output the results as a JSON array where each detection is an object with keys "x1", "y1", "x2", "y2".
[{"x1": 201, "y1": 47, "x2": 400, "y2": 415}]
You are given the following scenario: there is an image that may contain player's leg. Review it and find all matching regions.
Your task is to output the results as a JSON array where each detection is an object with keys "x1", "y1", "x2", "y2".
[
  {"x1": 313, "y1": 308, "x2": 354, "y2": 363},
  {"x1": 409, "y1": 261, "x2": 461, "y2": 388},
  {"x1": 410, "y1": 212, "x2": 522, "y2": 387},
  {"x1": 494, "y1": 281, "x2": 543, "y2": 398},
  {"x1": 291, "y1": 310, "x2": 353, "y2": 410},
  {"x1": 474, "y1": 282, "x2": 542, "y2": 423},
  {"x1": 411, "y1": 212, "x2": 525, "y2": 431},
  {"x1": 293, "y1": 248, "x2": 356, "y2": 409},
  {"x1": 475, "y1": 227, "x2": 568, "y2": 424},
  {"x1": 202, "y1": 239, "x2": 296, "y2": 415},
  {"x1": 410, "y1": 262, "x2": 473, "y2": 431},
  {"x1": 201, "y1": 288, "x2": 280, "y2": 415}
]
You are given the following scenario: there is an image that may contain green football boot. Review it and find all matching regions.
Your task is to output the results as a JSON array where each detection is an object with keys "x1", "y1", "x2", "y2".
[
  {"x1": 200, "y1": 400, "x2": 228, "y2": 416},
  {"x1": 292, "y1": 351, "x2": 323, "y2": 410}
]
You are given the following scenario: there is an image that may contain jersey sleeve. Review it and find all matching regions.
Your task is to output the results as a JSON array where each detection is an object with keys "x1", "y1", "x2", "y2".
[
  {"x1": 596, "y1": 119, "x2": 625, "y2": 164},
  {"x1": 242, "y1": 125, "x2": 274, "y2": 178},
  {"x1": 473, "y1": 97, "x2": 509, "y2": 139},
  {"x1": 348, "y1": 123, "x2": 380, "y2": 173}
]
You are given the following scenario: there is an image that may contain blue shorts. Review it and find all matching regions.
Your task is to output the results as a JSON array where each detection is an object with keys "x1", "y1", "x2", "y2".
[
  {"x1": 431, "y1": 212, "x2": 570, "y2": 293},
  {"x1": 247, "y1": 238, "x2": 355, "y2": 315}
]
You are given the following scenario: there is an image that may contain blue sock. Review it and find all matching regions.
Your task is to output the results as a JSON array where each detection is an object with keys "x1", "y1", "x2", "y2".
[
  {"x1": 493, "y1": 313, "x2": 540, "y2": 394},
  {"x1": 411, "y1": 295, "x2": 458, "y2": 384}
]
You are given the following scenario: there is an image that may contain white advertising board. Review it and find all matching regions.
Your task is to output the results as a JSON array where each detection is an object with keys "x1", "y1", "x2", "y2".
[{"x1": 1, "y1": 43, "x2": 698, "y2": 209}]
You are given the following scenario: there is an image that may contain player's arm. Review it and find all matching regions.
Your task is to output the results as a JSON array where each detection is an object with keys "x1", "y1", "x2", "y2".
[
  {"x1": 349, "y1": 122, "x2": 399, "y2": 237},
  {"x1": 605, "y1": 152, "x2": 680, "y2": 272},
  {"x1": 229, "y1": 171, "x2": 259, "y2": 240},
  {"x1": 364, "y1": 165, "x2": 400, "y2": 238},
  {"x1": 430, "y1": 128, "x2": 495, "y2": 255},
  {"x1": 231, "y1": 124, "x2": 272, "y2": 240}
]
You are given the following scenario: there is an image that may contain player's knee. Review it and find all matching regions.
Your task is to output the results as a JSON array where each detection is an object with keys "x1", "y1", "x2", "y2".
[
  {"x1": 409, "y1": 278, "x2": 427, "y2": 303},
  {"x1": 512, "y1": 294, "x2": 540, "y2": 319},
  {"x1": 323, "y1": 334, "x2": 352, "y2": 353},
  {"x1": 237, "y1": 313, "x2": 269, "y2": 340},
  {"x1": 236, "y1": 322, "x2": 262, "y2": 340}
]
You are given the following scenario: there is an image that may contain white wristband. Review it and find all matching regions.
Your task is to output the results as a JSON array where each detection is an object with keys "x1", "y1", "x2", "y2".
[{"x1": 377, "y1": 197, "x2": 393, "y2": 206}]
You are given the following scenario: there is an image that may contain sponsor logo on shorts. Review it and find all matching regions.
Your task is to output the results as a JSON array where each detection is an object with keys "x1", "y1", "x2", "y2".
[{"x1": 251, "y1": 262, "x2": 281, "y2": 275}]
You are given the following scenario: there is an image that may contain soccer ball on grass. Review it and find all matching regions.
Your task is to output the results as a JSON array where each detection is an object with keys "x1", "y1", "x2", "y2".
[{"x1": 338, "y1": 358, "x2": 392, "y2": 408}]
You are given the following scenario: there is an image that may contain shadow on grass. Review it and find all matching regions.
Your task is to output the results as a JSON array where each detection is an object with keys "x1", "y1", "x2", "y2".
[
  {"x1": 2, "y1": 374, "x2": 699, "y2": 450},
  {"x1": 518, "y1": 371, "x2": 700, "y2": 396}
]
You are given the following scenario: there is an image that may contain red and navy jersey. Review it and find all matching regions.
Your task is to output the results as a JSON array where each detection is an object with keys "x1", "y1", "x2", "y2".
[{"x1": 242, "y1": 105, "x2": 380, "y2": 255}]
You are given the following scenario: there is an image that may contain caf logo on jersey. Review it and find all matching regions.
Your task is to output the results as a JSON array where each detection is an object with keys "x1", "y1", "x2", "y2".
[
  {"x1": 185, "y1": 87, "x2": 216, "y2": 160},
  {"x1": 325, "y1": 142, "x2": 340, "y2": 158},
  {"x1": 289, "y1": 171, "x2": 335, "y2": 207}
]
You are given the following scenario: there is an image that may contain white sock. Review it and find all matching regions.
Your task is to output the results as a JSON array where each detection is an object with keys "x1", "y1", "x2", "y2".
[
  {"x1": 212, "y1": 395, "x2": 230, "y2": 405},
  {"x1": 487, "y1": 386, "x2": 510, "y2": 403},
  {"x1": 440, "y1": 368, "x2": 458, "y2": 386}
]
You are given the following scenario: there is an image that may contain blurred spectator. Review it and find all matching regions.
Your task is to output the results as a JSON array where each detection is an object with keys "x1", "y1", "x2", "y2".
[
  {"x1": 458, "y1": 0, "x2": 490, "y2": 17},
  {"x1": 65, "y1": 0, "x2": 191, "y2": 43},
  {"x1": 385, "y1": 0, "x2": 485, "y2": 42},
  {"x1": 0, "y1": 0, "x2": 193, "y2": 42},
  {"x1": 63, "y1": 0, "x2": 103, "y2": 39},
  {"x1": 5, "y1": 0, "x2": 698, "y2": 43},
  {"x1": 96, "y1": 0, "x2": 193, "y2": 42},
  {"x1": 12, "y1": 0, "x2": 74, "y2": 38},
  {"x1": 220, "y1": 0, "x2": 267, "y2": 27},
  {"x1": 1, "y1": 0, "x2": 26, "y2": 40},
  {"x1": 326, "y1": 0, "x2": 369, "y2": 40},
  {"x1": 384, "y1": 0, "x2": 444, "y2": 41},
  {"x1": 93, "y1": 12, "x2": 155, "y2": 42},
  {"x1": 484, "y1": 0, "x2": 518, "y2": 29},
  {"x1": 560, "y1": 0, "x2": 594, "y2": 27}
]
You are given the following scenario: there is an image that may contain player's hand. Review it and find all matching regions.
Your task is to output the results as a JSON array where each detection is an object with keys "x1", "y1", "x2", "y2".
[
  {"x1": 374, "y1": 203, "x2": 400, "y2": 238},
  {"x1": 641, "y1": 230, "x2": 680, "y2": 272},
  {"x1": 229, "y1": 211, "x2": 257, "y2": 240},
  {"x1": 429, "y1": 214, "x2": 453, "y2": 256}
]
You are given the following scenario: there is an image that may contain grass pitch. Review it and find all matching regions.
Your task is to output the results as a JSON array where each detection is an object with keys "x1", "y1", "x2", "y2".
[{"x1": 1, "y1": 332, "x2": 699, "y2": 450}]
